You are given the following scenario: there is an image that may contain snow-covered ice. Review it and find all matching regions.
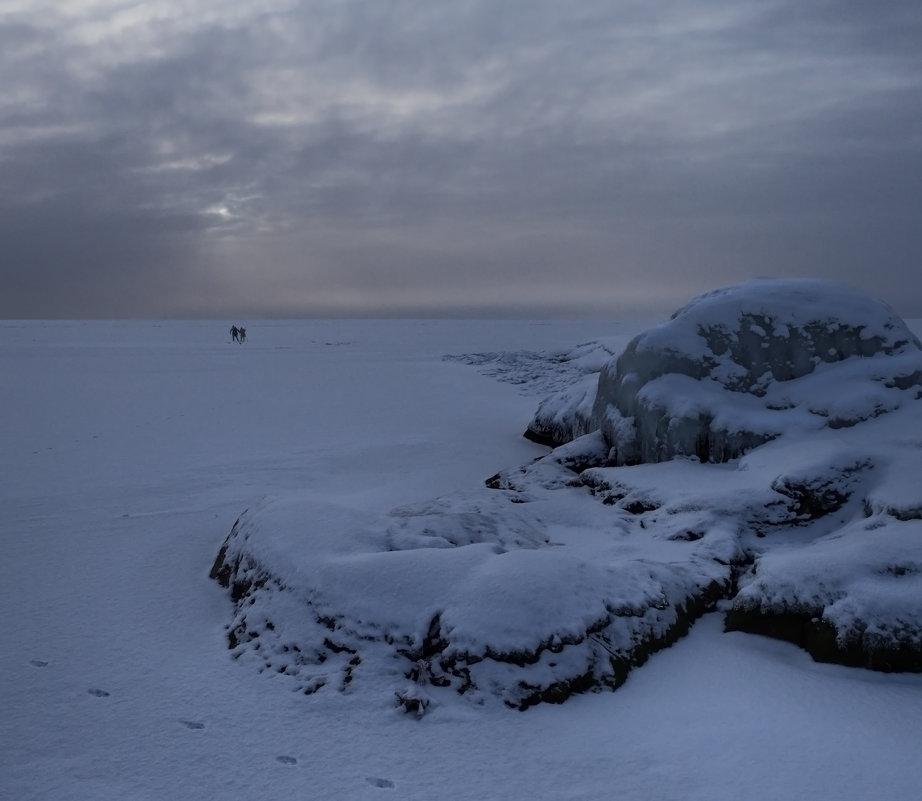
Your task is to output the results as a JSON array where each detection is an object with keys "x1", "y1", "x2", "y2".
[{"x1": 3, "y1": 314, "x2": 922, "y2": 800}]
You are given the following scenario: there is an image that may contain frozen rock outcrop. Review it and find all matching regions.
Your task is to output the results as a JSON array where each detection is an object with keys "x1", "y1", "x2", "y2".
[
  {"x1": 528, "y1": 278, "x2": 922, "y2": 464},
  {"x1": 212, "y1": 279, "x2": 922, "y2": 713}
]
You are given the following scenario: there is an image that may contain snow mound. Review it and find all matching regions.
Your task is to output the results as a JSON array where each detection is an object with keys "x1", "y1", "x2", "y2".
[{"x1": 529, "y1": 278, "x2": 922, "y2": 464}]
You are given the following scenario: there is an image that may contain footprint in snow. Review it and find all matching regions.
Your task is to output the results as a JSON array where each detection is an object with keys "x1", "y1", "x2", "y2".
[
  {"x1": 180, "y1": 720, "x2": 205, "y2": 730},
  {"x1": 366, "y1": 777, "x2": 395, "y2": 789},
  {"x1": 276, "y1": 755, "x2": 298, "y2": 765},
  {"x1": 87, "y1": 688, "x2": 110, "y2": 697},
  {"x1": 30, "y1": 660, "x2": 49, "y2": 668}
]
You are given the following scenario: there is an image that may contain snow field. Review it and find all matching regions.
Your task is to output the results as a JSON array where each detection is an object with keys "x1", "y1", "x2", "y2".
[{"x1": 2, "y1": 318, "x2": 922, "y2": 800}]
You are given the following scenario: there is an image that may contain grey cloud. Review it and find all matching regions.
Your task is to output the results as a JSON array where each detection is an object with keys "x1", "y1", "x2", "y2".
[
  {"x1": 0, "y1": 200, "x2": 202, "y2": 318},
  {"x1": 2, "y1": 0, "x2": 921, "y2": 317}
]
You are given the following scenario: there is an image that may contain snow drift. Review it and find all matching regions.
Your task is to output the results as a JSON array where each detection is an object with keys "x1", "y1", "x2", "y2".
[{"x1": 213, "y1": 279, "x2": 922, "y2": 713}]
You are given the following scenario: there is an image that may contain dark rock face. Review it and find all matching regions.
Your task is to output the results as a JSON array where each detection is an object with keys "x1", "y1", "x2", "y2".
[
  {"x1": 724, "y1": 608, "x2": 922, "y2": 672},
  {"x1": 768, "y1": 459, "x2": 872, "y2": 522}
]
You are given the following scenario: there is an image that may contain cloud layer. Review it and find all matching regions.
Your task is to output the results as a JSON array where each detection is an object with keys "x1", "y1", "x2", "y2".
[{"x1": 2, "y1": 0, "x2": 921, "y2": 317}]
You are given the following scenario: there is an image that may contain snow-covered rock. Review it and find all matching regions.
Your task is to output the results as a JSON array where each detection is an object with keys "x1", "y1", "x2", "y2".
[
  {"x1": 726, "y1": 514, "x2": 922, "y2": 672},
  {"x1": 211, "y1": 484, "x2": 734, "y2": 711},
  {"x1": 213, "y1": 279, "x2": 922, "y2": 712},
  {"x1": 724, "y1": 406, "x2": 922, "y2": 671},
  {"x1": 529, "y1": 278, "x2": 922, "y2": 464}
]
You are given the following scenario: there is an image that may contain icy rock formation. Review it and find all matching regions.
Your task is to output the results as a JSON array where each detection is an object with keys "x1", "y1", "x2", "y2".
[{"x1": 528, "y1": 278, "x2": 922, "y2": 464}]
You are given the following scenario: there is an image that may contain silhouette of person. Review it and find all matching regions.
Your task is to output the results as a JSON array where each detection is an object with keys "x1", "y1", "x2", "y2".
[
  {"x1": 238, "y1": 326, "x2": 247, "y2": 344},
  {"x1": 230, "y1": 325, "x2": 239, "y2": 343}
]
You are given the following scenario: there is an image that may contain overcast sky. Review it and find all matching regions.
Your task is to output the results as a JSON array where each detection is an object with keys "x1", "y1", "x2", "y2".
[{"x1": 2, "y1": 0, "x2": 921, "y2": 319}]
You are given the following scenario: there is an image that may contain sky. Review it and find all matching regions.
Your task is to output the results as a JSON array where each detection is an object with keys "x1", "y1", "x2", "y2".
[{"x1": 2, "y1": 0, "x2": 921, "y2": 319}]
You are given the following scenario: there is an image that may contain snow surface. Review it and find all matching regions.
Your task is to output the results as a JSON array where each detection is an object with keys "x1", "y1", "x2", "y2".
[{"x1": 3, "y1": 318, "x2": 922, "y2": 800}]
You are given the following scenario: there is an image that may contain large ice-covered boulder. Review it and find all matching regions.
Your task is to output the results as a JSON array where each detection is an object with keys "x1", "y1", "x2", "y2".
[{"x1": 529, "y1": 278, "x2": 922, "y2": 464}]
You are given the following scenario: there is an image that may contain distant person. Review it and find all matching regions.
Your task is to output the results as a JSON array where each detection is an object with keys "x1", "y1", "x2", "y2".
[
  {"x1": 230, "y1": 325, "x2": 239, "y2": 343},
  {"x1": 238, "y1": 326, "x2": 247, "y2": 344}
]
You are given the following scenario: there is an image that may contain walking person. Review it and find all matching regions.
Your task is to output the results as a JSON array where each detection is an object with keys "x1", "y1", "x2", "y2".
[
  {"x1": 230, "y1": 325, "x2": 239, "y2": 343},
  {"x1": 238, "y1": 326, "x2": 247, "y2": 344}
]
